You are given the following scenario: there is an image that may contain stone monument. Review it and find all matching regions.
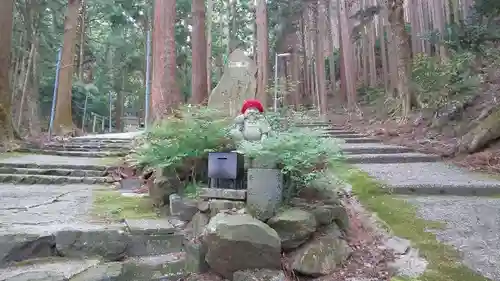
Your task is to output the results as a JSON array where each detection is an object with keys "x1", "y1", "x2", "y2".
[{"x1": 207, "y1": 48, "x2": 257, "y2": 116}]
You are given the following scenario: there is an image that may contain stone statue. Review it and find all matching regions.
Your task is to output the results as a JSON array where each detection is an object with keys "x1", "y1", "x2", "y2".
[
  {"x1": 208, "y1": 49, "x2": 257, "y2": 116},
  {"x1": 230, "y1": 99, "x2": 271, "y2": 142}
]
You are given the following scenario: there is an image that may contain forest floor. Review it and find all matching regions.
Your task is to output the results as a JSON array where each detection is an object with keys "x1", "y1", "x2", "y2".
[{"x1": 328, "y1": 87, "x2": 500, "y2": 176}]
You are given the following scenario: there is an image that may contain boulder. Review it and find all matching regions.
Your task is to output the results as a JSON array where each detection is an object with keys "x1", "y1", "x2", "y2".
[
  {"x1": 233, "y1": 269, "x2": 285, "y2": 281},
  {"x1": 291, "y1": 235, "x2": 352, "y2": 277},
  {"x1": 202, "y1": 213, "x2": 281, "y2": 279},
  {"x1": 267, "y1": 208, "x2": 317, "y2": 250},
  {"x1": 169, "y1": 194, "x2": 198, "y2": 221},
  {"x1": 190, "y1": 212, "x2": 210, "y2": 238},
  {"x1": 55, "y1": 229, "x2": 129, "y2": 261}
]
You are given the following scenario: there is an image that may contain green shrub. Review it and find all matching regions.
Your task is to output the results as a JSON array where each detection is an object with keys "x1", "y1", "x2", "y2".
[
  {"x1": 238, "y1": 127, "x2": 345, "y2": 201},
  {"x1": 131, "y1": 106, "x2": 235, "y2": 177},
  {"x1": 411, "y1": 52, "x2": 479, "y2": 109}
]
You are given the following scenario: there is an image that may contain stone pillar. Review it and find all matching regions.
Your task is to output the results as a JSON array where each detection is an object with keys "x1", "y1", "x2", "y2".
[{"x1": 246, "y1": 168, "x2": 283, "y2": 221}]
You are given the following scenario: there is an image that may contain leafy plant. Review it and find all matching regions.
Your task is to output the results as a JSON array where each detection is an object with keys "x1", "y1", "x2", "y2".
[
  {"x1": 131, "y1": 106, "x2": 235, "y2": 179},
  {"x1": 238, "y1": 127, "x2": 345, "y2": 202},
  {"x1": 411, "y1": 52, "x2": 479, "y2": 109}
]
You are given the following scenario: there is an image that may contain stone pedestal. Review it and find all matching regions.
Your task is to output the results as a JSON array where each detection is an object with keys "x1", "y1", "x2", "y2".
[{"x1": 246, "y1": 168, "x2": 283, "y2": 221}]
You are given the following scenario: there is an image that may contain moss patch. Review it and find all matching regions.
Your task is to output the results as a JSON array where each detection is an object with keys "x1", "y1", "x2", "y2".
[
  {"x1": 0, "y1": 152, "x2": 25, "y2": 159},
  {"x1": 91, "y1": 190, "x2": 159, "y2": 222},
  {"x1": 339, "y1": 167, "x2": 490, "y2": 281}
]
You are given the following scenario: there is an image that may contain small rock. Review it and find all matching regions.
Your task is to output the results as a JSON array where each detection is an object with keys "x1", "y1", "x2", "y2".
[
  {"x1": 291, "y1": 235, "x2": 352, "y2": 277},
  {"x1": 190, "y1": 212, "x2": 210, "y2": 238},
  {"x1": 209, "y1": 199, "x2": 245, "y2": 217},
  {"x1": 384, "y1": 236, "x2": 411, "y2": 255},
  {"x1": 125, "y1": 219, "x2": 175, "y2": 235},
  {"x1": 203, "y1": 213, "x2": 281, "y2": 279},
  {"x1": 267, "y1": 208, "x2": 317, "y2": 250},
  {"x1": 389, "y1": 248, "x2": 427, "y2": 278},
  {"x1": 170, "y1": 195, "x2": 198, "y2": 221},
  {"x1": 197, "y1": 200, "x2": 210, "y2": 213},
  {"x1": 311, "y1": 205, "x2": 336, "y2": 225},
  {"x1": 233, "y1": 269, "x2": 285, "y2": 281}
]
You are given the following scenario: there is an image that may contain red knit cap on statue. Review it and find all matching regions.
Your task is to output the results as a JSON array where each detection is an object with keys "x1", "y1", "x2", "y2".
[{"x1": 241, "y1": 99, "x2": 264, "y2": 114}]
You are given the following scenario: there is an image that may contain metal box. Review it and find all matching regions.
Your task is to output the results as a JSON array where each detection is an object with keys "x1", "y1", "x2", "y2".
[{"x1": 207, "y1": 152, "x2": 244, "y2": 180}]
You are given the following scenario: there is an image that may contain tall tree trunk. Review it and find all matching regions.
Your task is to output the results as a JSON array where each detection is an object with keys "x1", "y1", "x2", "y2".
[
  {"x1": 78, "y1": 0, "x2": 86, "y2": 81},
  {"x1": 53, "y1": 0, "x2": 81, "y2": 135},
  {"x1": 316, "y1": 0, "x2": 327, "y2": 116},
  {"x1": 206, "y1": 0, "x2": 213, "y2": 95},
  {"x1": 152, "y1": 0, "x2": 181, "y2": 120},
  {"x1": 256, "y1": 0, "x2": 269, "y2": 107},
  {"x1": 191, "y1": 0, "x2": 208, "y2": 104},
  {"x1": 328, "y1": 0, "x2": 337, "y2": 93},
  {"x1": 0, "y1": 0, "x2": 15, "y2": 144},
  {"x1": 388, "y1": 0, "x2": 412, "y2": 118}
]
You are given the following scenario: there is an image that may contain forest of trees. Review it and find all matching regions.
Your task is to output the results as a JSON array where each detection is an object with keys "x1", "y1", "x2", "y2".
[{"x1": 0, "y1": 0, "x2": 499, "y2": 144}]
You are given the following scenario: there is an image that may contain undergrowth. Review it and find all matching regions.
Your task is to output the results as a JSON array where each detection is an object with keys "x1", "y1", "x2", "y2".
[{"x1": 340, "y1": 167, "x2": 490, "y2": 281}]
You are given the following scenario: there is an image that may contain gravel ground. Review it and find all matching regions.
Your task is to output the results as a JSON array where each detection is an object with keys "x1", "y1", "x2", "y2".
[{"x1": 403, "y1": 196, "x2": 500, "y2": 281}]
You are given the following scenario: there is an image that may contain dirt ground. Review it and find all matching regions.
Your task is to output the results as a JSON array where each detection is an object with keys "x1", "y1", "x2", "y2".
[{"x1": 328, "y1": 90, "x2": 500, "y2": 175}]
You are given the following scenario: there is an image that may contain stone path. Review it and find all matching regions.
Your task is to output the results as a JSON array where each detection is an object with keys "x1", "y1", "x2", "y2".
[
  {"x1": 0, "y1": 134, "x2": 187, "y2": 281},
  {"x1": 306, "y1": 123, "x2": 500, "y2": 281}
]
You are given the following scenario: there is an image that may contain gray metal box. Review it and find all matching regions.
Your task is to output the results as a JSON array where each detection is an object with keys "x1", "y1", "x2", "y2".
[{"x1": 207, "y1": 152, "x2": 244, "y2": 180}]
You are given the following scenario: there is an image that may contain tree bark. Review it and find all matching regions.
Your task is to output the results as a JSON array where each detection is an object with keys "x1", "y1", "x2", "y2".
[
  {"x1": 152, "y1": 0, "x2": 181, "y2": 120},
  {"x1": 388, "y1": 0, "x2": 412, "y2": 118},
  {"x1": 191, "y1": 0, "x2": 208, "y2": 104},
  {"x1": 256, "y1": 0, "x2": 269, "y2": 107},
  {"x1": 206, "y1": 0, "x2": 213, "y2": 94},
  {"x1": 53, "y1": 0, "x2": 82, "y2": 135},
  {"x1": 0, "y1": 0, "x2": 15, "y2": 144},
  {"x1": 316, "y1": 0, "x2": 327, "y2": 116}
]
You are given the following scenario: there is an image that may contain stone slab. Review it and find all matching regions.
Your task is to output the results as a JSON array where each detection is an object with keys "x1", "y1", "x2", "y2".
[
  {"x1": 0, "y1": 174, "x2": 112, "y2": 185},
  {"x1": 126, "y1": 234, "x2": 184, "y2": 256},
  {"x1": 246, "y1": 168, "x2": 283, "y2": 221},
  {"x1": 124, "y1": 219, "x2": 176, "y2": 235},
  {"x1": 199, "y1": 188, "x2": 246, "y2": 200},
  {"x1": 345, "y1": 152, "x2": 441, "y2": 164},
  {"x1": 0, "y1": 167, "x2": 105, "y2": 178},
  {"x1": 0, "y1": 155, "x2": 107, "y2": 167},
  {"x1": 208, "y1": 199, "x2": 246, "y2": 217},
  {"x1": 0, "y1": 258, "x2": 100, "y2": 281},
  {"x1": 340, "y1": 143, "x2": 414, "y2": 154},
  {"x1": 356, "y1": 162, "x2": 500, "y2": 196}
]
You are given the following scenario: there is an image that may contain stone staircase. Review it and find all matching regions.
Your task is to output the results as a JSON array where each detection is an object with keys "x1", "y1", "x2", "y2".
[
  {"x1": 0, "y1": 133, "x2": 193, "y2": 280},
  {"x1": 0, "y1": 137, "x2": 135, "y2": 185},
  {"x1": 299, "y1": 121, "x2": 500, "y2": 196},
  {"x1": 0, "y1": 217, "x2": 188, "y2": 281}
]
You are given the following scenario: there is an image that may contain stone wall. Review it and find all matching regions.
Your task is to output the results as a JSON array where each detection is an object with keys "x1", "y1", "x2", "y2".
[{"x1": 170, "y1": 183, "x2": 351, "y2": 280}]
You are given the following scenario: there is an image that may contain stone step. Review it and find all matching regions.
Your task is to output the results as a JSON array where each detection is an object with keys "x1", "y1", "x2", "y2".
[
  {"x1": 355, "y1": 162, "x2": 500, "y2": 196},
  {"x1": 320, "y1": 129, "x2": 356, "y2": 135},
  {"x1": 17, "y1": 149, "x2": 126, "y2": 158},
  {"x1": 43, "y1": 143, "x2": 129, "y2": 150},
  {"x1": 1, "y1": 219, "x2": 185, "y2": 267},
  {"x1": 324, "y1": 133, "x2": 367, "y2": 139},
  {"x1": 295, "y1": 123, "x2": 330, "y2": 127},
  {"x1": 0, "y1": 167, "x2": 106, "y2": 177},
  {"x1": 345, "y1": 152, "x2": 441, "y2": 164},
  {"x1": 0, "y1": 254, "x2": 186, "y2": 281},
  {"x1": 0, "y1": 162, "x2": 109, "y2": 171},
  {"x1": 68, "y1": 138, "x2": 133, "y2": 144},
  {"x1": 340, "y1": 143, "x2": 414, "y2": 154},
  {"x1": 0, "y1": 174, "x2": 113, "y2": 185},
  {"x1": 322, "y1": 136, "x2": 381, "y2": 143}
]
